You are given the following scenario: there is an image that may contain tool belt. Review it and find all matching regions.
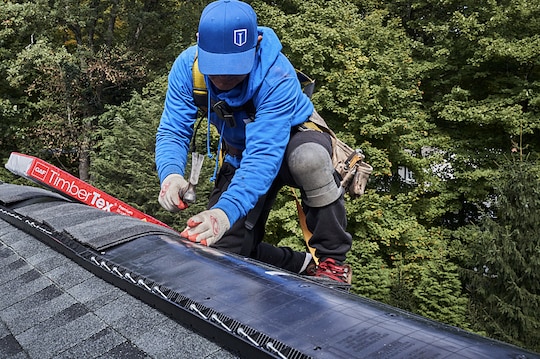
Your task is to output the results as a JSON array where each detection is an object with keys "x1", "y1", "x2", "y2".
[{"x1": 300, "y1": 110, "x2": 372, "y2": 197}]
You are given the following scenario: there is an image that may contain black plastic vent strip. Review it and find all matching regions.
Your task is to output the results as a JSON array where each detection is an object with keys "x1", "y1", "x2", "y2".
[{"x1": 0, "y1": 205, "x2": 310, "y2": 359}]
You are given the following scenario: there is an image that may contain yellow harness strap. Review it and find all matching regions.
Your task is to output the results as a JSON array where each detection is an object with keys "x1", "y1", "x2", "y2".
[
  {"x1": 300, "y1": 121, "x2": 323, "y2": 132},
  {"x1": 290, "y1": 188, "x2": 319, "y2": 265},
  {"x1": 192, "y1": 56, "x2": 208, "y2": 104}
]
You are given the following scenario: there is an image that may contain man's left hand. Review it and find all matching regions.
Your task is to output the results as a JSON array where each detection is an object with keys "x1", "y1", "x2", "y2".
[{"x1": 180, "y1": 208, "x2": 230, "y2": 246}]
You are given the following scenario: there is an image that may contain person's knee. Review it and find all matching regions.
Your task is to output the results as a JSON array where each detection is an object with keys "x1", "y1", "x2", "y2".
[{"x1": 288, "y1": 142, "x2": 342, "y2": 207}]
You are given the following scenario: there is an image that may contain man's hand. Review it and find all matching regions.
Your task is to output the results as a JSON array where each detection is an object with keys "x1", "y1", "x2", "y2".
[
  {"x1": 181, "y1": 208, "x2": 230, "y2": 246},
  {"x1": 158, "y1": 174, "x2": 190, "y2": 212}
]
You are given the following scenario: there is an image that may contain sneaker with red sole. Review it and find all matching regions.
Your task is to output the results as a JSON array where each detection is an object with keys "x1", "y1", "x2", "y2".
[
  {"x1": 302, "y1": 257, "x2": 352, "y2": 291},
  {"x1": 315, "y1": 258, "x2": 352, "y2": 285}
]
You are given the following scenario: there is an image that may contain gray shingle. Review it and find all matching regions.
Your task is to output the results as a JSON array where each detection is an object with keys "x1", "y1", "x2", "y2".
[
  {"x1": 94, "y1": 293, "x2": 166, "y2": 326},
  {"x1": 41, "y1": 259, "x2": 94, "y2": 289},
  {"x1": 20, "y1": 312, "x2": 107, "y2": 359},
  {"x1": 22, "y1": 245, "x2": 61, "y2": 272},
  {"x1": 0, "y1": 229, "x2": 26, "y2": 246},
  {"x1": 0, "y1": 269, "x2": 52, "y2": 310},
  {"x1": 105, "y1": 300, "x2": 173, "y2": 339},
  {"x1": 0, "y1": 285, "x2": 74, "y2": 335},
  {"x1": 97, "y1": 341, "x2": 150, "y2": 359},
  {"x1": 67, "y1": 276, "x2": 125, "y2": 311},
  {"x1": 0, "y1": 184, "x2": 66, "y2": 204},
  {"x1": 0, "y1": 257, "x2": 28, "y2": 286},
  {"x1": 132, "y1": 320, "x2": 224, "y2": 359},
  {"x1": 54, "y1": 327, "x2": 127, "y2": 359},
  {"x1": 7, "y1": 236, "x2": 47, "y2": 258},
  {"x1": 0, "y1": 333, "x2": 25, "y2": 358},
  {"x1": 0, "y1": 214, "x2": 239, "y2": 359}
]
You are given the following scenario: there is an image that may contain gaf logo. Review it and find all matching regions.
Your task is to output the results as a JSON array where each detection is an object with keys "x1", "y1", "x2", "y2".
[
  {"x1": 233, "y1": 29, "x2": 248, "y2": 47},
  {"x1": 31, "y1": 163, "x2": 49, "y2": 181}
]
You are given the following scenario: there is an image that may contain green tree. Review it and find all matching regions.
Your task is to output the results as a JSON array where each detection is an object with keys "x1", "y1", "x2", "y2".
[
  {"x1": 1, "y1": 0, "x2": 195, "y2": 180},
  {"x1": 381, "y1": 0, "x2": 540, "y2": 341},
  {"x1": 91, "y1": 77, "x2": 166, "y2": 220},
  {"x1": 254, "y1": 0, "x2": 468, "y2": 326},
  {"x1": 388, "y1": 0, "x2": 540, "y2": 225},
  {"x1": 461, "y1": 156, "x2": 540, "y2": 352},
  {"x1": 0, "y1": 1, "x2": 48, "y2": 180}
]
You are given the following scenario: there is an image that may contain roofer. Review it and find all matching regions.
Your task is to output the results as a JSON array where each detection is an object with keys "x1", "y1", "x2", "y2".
[{"x1": 155, "y1": 0, "x2": 352, "y2": 284}]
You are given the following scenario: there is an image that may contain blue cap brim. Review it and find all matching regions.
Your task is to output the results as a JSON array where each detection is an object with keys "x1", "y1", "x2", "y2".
[{"x1": 197, "y1": 46, "x2": 256, "y2": 75}]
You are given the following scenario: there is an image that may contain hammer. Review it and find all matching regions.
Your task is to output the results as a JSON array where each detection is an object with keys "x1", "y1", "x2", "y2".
[{"x1": 182, "y1": 152, "x2": 205, "y2": 204}]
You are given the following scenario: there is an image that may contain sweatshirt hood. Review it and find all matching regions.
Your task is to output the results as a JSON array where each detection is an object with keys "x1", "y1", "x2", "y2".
[{"x1": 208, "y1": 26, "x2": 283, "y2": 108}]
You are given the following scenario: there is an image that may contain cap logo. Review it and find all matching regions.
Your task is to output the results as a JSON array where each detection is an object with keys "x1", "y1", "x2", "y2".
[{"x1": 233, "y1": 29, "x2": 248, "y2": 47}]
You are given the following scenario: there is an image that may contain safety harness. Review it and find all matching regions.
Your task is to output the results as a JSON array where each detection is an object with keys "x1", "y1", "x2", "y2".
[
  {"x1": 191, "y1": 56, "x2": 320, "y2": 260},
  {"x1": 192, "y1": 55, "x2": 315, "y2": 122},
  {"x1": 191, "y1": 57, "x2": 372, "y2": 265}
]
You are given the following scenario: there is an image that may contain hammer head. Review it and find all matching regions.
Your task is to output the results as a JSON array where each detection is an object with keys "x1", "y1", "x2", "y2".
[{"x1": 183, "y1": 152, "x2": 205, "y2": 204}]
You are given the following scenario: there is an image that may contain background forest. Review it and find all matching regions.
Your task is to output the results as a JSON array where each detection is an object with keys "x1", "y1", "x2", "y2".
[{"x1": 1, "y1": 0, "x2": 539, "y2": 352}]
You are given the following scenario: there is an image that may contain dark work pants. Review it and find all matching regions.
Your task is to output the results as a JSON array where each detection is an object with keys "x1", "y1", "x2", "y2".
[{"x1": 208, "y1": 129, "x2": 352, "y2": 273}]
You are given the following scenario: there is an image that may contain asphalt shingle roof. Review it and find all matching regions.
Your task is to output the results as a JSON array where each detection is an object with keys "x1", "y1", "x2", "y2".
[
  {"x1": 0, "y1": 218, "x2": 239, "y2": 359},
  {"x1": 2, "y1": 181, "x2": 539, "y2": 359}
]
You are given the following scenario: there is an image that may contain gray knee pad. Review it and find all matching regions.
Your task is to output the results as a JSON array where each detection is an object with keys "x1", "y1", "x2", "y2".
[{"x1": 288, "y1": 142, "x2": 342, "y2": 207}]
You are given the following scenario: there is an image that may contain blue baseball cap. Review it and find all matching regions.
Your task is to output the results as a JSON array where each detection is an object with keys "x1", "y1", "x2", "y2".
[{"x1": 197, "y1": 0, "x2": 258, "y2": 75}]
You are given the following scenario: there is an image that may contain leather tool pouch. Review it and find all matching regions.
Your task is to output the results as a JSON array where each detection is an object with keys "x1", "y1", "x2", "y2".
[
  {"x1": 307, "y1": 111, "x2": 373, "y2": 197},
  {"x1": 331, "y1": 138, "x2": 372, "y2": 196}
]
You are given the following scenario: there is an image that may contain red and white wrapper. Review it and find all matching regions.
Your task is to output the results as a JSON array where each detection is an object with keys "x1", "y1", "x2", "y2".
[{"x1": 5, "y1": 152, "x2": 169, "y2": 228}]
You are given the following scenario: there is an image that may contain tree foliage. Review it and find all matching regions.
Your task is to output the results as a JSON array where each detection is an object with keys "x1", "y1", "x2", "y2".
[
  {"x1": 390, "y1": 0, "x2": 540, "y2": 224},
  {"x1": 2, "y1": 0, "x2": 540, "y2": 352},
  {"x1": 1, "y1": 0, "x2": 196, "y2": 179},
  {"x1": 460, "y1": 156, "x2": 540, "y2": 351},
  {"x1": 255, "y1": 0, "x2": 467, "y2": 328}
]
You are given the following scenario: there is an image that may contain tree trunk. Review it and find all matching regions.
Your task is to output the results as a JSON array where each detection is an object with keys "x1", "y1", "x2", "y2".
[{"x1": 79, "y1": 128, "x2": 91, "y2": 181}]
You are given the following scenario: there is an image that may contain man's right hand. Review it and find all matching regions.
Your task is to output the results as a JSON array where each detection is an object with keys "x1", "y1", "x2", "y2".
[{"x1": 158, "y1": 174, "x2": 190, "y2": 212}]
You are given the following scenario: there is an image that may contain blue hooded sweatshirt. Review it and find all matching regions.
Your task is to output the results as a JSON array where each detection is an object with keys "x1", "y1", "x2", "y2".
[{"x1": 155, "y1": 27, "x2": 314, "y2": 226}]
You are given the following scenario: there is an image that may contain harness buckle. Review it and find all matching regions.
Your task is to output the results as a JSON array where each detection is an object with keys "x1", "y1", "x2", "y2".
[{"x1": 212, "y1": 100, "x2": 237, "y2": 128}]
